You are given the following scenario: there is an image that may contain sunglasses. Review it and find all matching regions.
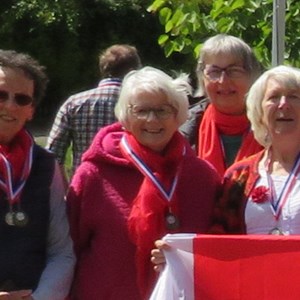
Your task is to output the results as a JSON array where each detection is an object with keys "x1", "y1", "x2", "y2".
[{"x1": 0, "y1": 90, "x2": 34, "y2": 106}]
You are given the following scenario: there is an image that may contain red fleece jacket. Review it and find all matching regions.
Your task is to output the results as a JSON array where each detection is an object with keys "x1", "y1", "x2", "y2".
[{"x1": 67, "y1": 122, "x2": 221, "y2": 300}]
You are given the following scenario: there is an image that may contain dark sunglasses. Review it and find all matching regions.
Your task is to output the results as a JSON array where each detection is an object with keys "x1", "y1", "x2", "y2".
[{"x1": 0, "y1": 90, "x2": 34, "y2": 106}]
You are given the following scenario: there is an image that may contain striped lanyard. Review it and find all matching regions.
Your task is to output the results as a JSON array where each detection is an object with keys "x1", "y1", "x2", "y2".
[
  {"x1": 120, "y1": 136, "x2": 185, "y2": 202},
  {"x1": 265, "y1": 149, "x2": 300, "y2": 220},
  {"x1": 0, "y1": 133, "x2": 33, "y2": 206}
]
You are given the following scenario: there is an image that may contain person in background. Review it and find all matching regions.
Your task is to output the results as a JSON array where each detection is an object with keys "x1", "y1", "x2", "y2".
[
  {"x1": 67, "y1": 66, "x2": 221, "y2": 299},
  {"x1": 180, "y1": 34, "x2": 263, "y2": 176},
  {"x1": 0, "y1": 49, "x2": 75, "y2": 299},
  {"x1": 46, "y1": 44, "x2": 142, "y2": 176},
  {"x1": 151, "y1": 65, "x2": 300, "y2": 272}
]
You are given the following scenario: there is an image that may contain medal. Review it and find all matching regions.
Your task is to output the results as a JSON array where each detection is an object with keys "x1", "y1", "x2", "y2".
[
  {"x1": 5, "y1": 211, "x2": 15, "y2": 226},
  {"x1": 269, "y1": 227, "x2": 284, "y2": 235},
  {"x1": 165, "y1": 211, "x2": 180, "y2": 230},
  {"x1": 0, "y1": 131, "x2": 33, "y2": 228},
  {"x1": 13, "y1": 211, "x2": 29, "y2": 227}
]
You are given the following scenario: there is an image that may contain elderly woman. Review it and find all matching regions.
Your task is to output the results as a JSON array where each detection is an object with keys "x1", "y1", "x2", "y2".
[
  {"x1": 151, "y1": 65, "x2": 300, "y2": 277},
  {"x1": 212, "y1": 65, "x2": 300, "y2": 235},
  {"x1": 0, "y1": 50, "x2": 75, "y2": 299},
  {"x1": 180, "y1": 34, "x2": 263, "y2": 175},
  {"x1": 67, "y1": 66, "x2": 221, "y2": 299}
]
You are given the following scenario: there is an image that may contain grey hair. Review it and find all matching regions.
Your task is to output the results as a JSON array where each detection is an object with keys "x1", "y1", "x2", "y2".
[
  {"x1": 247, "y1": 65, "x2": 300, "y2": 147},
  {"x1": 115, "y1": 66, "x2": 191, "y2": 127},
  {"x1": 195, "y1": 34, "x2": 262, "y2": 96}
]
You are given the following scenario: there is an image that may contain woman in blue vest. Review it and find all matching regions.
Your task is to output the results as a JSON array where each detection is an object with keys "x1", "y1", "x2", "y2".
[{"x1": 0, "y1": 50, "x2": 75, "y2": 300}]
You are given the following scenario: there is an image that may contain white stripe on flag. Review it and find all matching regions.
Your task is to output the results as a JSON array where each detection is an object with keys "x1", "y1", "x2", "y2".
[{"x1": 150, "y1": 233, "x2": 196, "y2": 300}]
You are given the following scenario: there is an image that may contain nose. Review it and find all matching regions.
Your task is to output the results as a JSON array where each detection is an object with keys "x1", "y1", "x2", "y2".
[
  {"x1": 278, "y1": 96, "x2": 288, "y2": 109},
  {"x1": 217, "y1": 71, "x2": 228, "y2": 83},
  {"x1": 146, "y1": 110, "x2": 158, "y2": 121}
]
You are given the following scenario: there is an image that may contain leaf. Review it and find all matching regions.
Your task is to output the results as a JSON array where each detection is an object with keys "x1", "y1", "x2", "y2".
[{"x1": 158, "y1": 34, "x2": 169, "y2": 45}]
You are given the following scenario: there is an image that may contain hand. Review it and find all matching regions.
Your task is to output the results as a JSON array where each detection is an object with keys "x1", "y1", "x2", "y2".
[
  {"x1": 150, "y1": 240, "x2": 170, "y2": 273},
  {"x1": 0, "y1": 290, "x2": 32, "y2": 299}
]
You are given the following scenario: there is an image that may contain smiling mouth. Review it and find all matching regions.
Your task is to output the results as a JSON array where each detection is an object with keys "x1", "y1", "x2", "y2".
[
  {"x1": 217, "y1": 90, "x2": 235, "y2": 95},
  {"x1": 144, "y1": 129, "x2": 163, "y2": 134},
  {"x1": 276, "y1": 118, "x2": 293, "y2": 122},
  {"x1": 0, "y1": 115, "x2": 15, "y2": 122}
]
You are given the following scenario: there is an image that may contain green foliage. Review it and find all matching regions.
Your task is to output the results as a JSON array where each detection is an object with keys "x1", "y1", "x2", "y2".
[
  {"x1": 148, "y1": 0, "x2": 300, "y2": 68},
  {"x1": 1, "y1": 0, "x2": 80, "y2": 33},
  {"x1": 0, "y1": 0, "x2": 177, "y2": 123}
]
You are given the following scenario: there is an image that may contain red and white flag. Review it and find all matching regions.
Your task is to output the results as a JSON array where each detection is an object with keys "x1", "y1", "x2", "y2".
[{"x1": 150, "y1": 233, "x2": 300, "y2": 300}]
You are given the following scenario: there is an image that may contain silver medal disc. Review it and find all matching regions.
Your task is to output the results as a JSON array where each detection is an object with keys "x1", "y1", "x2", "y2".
[
  {"x1": 165, "y1": 212, "x2": 180, "y2": 230},
  {"x1": 13, "y1": 211, "x2": 29, "y2": 227},
  {"x1": 5, "y1": 212, "x2": 15, "y2": 226},
  {"x1": 269, "y1": 227, "x2": 284, "y2": 235}
]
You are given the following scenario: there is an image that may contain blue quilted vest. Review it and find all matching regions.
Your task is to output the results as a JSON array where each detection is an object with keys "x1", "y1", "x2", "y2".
[{"x1": 0, "y1": 145, "x2": 54, "y2": 291}]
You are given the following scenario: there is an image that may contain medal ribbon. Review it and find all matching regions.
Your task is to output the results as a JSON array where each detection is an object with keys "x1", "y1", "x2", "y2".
[
  {"x1": 0, "y1": 132, "x2": 33, "y2": 205},
  {"x1": 265, "y1": 149, "x2": 300, "y2": 220},
  {"x1": 120, "y1": 136, "x2": 185, "y2": 202}
]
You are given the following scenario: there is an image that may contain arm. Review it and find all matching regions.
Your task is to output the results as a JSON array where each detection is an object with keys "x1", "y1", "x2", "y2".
[
  {"x1": 46, "y1": 101, "x2": 72, "y2": 167},
  {"x1": 32, "y1": 162, "x2": 76, "y2": 300}
]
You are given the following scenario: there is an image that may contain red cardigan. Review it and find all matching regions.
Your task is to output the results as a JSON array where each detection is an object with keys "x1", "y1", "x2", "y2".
[{"x1": 211, "y1": 150, "x2": 265, "y2": 234}]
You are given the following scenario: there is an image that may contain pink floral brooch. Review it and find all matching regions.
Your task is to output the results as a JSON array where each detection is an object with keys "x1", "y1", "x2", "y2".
[{"x1": 251, "y1": 186, "x2": 270, "y2": 203}]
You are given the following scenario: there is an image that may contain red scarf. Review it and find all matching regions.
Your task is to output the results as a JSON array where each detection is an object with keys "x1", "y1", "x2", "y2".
[
  {"x1": 120, "y1": 131, "x2": 185, "y2": 299},
  {"x1": 0, "y1": 129, "x2": 33, "y2": 203},
  {"x1": 198, "y1": 104, "x2": 262, "y2": 176}
]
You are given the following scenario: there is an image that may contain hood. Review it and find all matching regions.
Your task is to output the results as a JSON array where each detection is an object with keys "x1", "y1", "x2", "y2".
[{"x1": 82, "y1": 122, "x2": 132, "y2": 167}]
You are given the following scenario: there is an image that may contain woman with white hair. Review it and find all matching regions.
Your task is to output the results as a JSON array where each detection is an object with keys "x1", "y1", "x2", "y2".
[
  {"x1": 67, "y1": 66, "x2": 221, "y2": 299},
  {"x1": 212, "y1": 65, "x2": 300, "y2": 235}
]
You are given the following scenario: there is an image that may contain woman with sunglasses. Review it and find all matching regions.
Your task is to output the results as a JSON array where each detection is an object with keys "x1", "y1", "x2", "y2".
[
  {"x1": 67, "y1": 66, "x2": 221, "y2": 299},
  {"x1": 0, "y1": 50, "x2": 75, "y2": 299},
  {"x1": 181, "y1": 34, "x2": 264, "y2": 176}
]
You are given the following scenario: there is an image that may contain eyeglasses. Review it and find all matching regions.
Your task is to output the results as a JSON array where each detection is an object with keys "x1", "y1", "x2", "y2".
[
  {"x1": 128, "y1": 104, "x2": 176, "y2": 120},
  {"x1": 203, "y1": 65, "x2": 246, "y2": 82},
  {"x1": 0, "y1": 90, "x2": 34, "y2": 106}
]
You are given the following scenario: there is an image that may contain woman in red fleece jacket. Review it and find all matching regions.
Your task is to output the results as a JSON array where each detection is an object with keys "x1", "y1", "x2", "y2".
[{"x1": 67, "y1": 66, "x2": 221, "y2": 300}]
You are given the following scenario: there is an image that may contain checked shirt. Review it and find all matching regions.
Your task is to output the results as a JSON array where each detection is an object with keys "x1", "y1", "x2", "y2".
[{"x1": 46, "y1": 78, "x2": 122, "y2": 173}]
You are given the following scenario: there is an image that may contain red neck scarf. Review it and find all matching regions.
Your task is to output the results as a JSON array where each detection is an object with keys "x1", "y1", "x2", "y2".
[
  {"x1": 198, "y1": 104, "x2": 262, "y2": 176},
  {"x1": 120, "y1": 131, "x2": 185, "y2": 299},
  {"x1": 0, "y1": 129, "x2": 33, "y2": 204}
]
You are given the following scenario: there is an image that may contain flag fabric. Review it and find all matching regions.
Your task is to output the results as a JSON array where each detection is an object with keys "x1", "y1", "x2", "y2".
[{"x1": 150, "y1": 233, "x2": 300, "y2": 300}]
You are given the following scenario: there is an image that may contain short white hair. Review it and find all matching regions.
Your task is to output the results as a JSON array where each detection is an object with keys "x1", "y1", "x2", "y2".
[
  {"x1": 247, "y1": 65, "x2": 300, "y2": 147},
  {"x1": 115, "y1": 66, "x2": 191, "y2": 127}
]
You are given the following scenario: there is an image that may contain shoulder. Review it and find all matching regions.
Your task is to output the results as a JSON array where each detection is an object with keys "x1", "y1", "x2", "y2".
[
  {"x1": 60, "y1": 87, "x2": 101, "y2": 109},
  {"x1": 224, "y1": 150, "x2": 264, "y2": 179},
  {"x1": 183, "y1": 152, "x2": 221, "y2": 183},
  {"x1": 188, "y1": 97, "x2": 208, "y2": 116}
]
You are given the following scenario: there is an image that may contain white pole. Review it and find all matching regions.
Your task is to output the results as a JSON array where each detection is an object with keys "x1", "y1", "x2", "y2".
[{"x1": 272, "y1": 0, "x2": 286, "y2": 67}]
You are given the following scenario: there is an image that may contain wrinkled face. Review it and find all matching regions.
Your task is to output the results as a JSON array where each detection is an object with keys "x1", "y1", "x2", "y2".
[
  {"x1": 125, "y1": 90, "x2": 178, "y2": 152},
  {"x1": 203, "y1": 53, "x2": 252, "y2": 115},
  {"x1": 262, "y1": 78, "x2": 300, "y2": 140},
  {"x1": 0, "y1": 67, "x2": 35, "y2": 145}
]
